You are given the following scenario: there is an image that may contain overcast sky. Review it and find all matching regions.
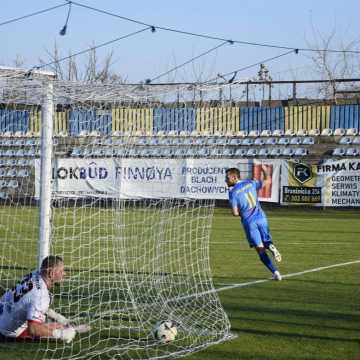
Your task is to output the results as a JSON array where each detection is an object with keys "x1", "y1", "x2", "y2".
[{"x1": 1, "y1": 0, "x2": 360, "y2": 83}]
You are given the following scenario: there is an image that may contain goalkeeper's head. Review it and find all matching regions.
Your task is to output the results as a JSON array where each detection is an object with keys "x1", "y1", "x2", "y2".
[{"x1": 40, "y1": 255, "x2": 65, "y2": 288}]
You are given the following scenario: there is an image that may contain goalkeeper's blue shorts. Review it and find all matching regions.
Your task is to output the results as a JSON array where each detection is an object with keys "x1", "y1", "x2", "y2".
[{"x1": 242, "y1": 216, "x2": 272, "y2": 248}]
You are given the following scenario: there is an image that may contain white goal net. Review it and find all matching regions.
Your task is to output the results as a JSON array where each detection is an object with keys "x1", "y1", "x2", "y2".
[{"x1": 0, "y1": 69, "x2": 235, "y2": 359}]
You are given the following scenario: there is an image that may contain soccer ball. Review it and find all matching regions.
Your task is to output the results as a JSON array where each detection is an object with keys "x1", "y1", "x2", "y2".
[{"x1": 152, "y1": 320, "x2": 178, "y2": 343}]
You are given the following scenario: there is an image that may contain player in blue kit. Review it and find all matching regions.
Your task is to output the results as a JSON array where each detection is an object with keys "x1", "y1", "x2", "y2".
[{"x1": 225, "y1": 166, "x2": 282, "y2": 280}]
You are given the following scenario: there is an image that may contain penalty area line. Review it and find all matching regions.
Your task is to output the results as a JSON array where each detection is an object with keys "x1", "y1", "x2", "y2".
[{"x1": 215, "y1": 259, "x2": 360, "y2": 293}]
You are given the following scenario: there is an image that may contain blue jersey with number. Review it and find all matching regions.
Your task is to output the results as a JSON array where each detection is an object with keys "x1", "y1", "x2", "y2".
[
  {"x1": 228, "y1": 179, "x2": 264, "y2": 224},
  {"x1": 229, "y1": 179, "x2": 272, "y2": 247}
]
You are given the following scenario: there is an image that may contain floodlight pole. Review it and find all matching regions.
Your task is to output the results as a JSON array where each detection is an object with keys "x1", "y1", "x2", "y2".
[{"x1": 38, "y1": 78, "x2": 54, "y2": 270}]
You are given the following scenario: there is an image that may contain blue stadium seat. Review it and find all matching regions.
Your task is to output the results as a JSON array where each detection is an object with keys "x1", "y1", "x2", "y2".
[
  {"x1": 242, "y1": 138, "x2": 254, "y2": 146},
  {"x1": 302, "y1": 137, "x2": 315, "y2": 145},
  {"x1": 290, "y1": 137, "x2": 302, "y2": 145},
  {"x1": 332, "y1": 148, "x2": 345, "y2": 156},
  {"x1": 265, "y1": 137, "x2": 277, "y2": 145},
  {"x1": 339, "y1": 137, "x2": 352, "y2": 145},
  {"x1": 345, "y1": 148, "x2": 359, "y2": 156},
  {"x1": 7, "y1": 180, "x2": 18, "y2": 188},
  {"x1": 352, "y1": 136, "x2": 360, "y2": 145},
  {"x1": 294, "y1": 148, "x2": 308, "y2": 157},
  {"x1": 222, "y1": 148, "x2": 234, "y2": 157},
  {"x1": 282, "y1": 148, "x2": 294, "y2": 157},
  {"x1": 234, "y1": 148, "x2": 247, "y2": 157},
  {"x1": 270, "y1": 148, "x2": 282, "y2": 156},
  {"x1": 197, "y1": 148, "x2": 209, "y2": 157},
  {"x1": 254, "y1": 138, "x2": 265, "y2": 146},
  {"x1": 258, "y1": 148, "x2": 269, "y2": 157},
  {"x1": 229, "y1": 138, "x2": 242, "y2": 146},
  {"x1": 246, "y1": 148, "x2": 257, "y2": 157},
  {"x1": 278, "y1": 137, "x2": 290, "y2": 145}
]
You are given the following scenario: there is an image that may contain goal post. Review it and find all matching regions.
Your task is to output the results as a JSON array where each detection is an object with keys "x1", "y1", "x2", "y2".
[
  {"x1": 0, "y1": 70, "x2": 235, "y2": 359},
  {"x1": 38, "y1": 78, "x2": 54, "y2": 269}
]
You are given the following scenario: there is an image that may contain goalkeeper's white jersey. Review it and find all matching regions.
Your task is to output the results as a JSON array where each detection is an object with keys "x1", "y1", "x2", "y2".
[{"x1": 0, "y1": 271, "x2": 51, "y2": 337}]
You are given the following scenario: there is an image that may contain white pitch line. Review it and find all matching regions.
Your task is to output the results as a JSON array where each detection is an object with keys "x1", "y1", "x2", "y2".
[
  {"x1": 211, "y1": 242, "x2": 349, "y2": 246},
  {"x1": 215, "y1": 259, "x2": 360, "y2": 293}
]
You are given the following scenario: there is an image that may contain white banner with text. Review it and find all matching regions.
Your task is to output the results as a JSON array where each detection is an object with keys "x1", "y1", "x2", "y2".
[{"x1": 35, "y1": 158, "x2": 280, "y2": 201}]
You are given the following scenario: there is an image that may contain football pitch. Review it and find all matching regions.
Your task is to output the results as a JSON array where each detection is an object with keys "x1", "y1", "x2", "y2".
[{"x1": 1, "y1": 207, "x2": 359, "y2": 360}]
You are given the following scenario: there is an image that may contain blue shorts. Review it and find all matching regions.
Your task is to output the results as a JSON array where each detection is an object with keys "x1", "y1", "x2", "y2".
[{"x1": 242, "y1": 216, "x2": 272, "y2": 248}]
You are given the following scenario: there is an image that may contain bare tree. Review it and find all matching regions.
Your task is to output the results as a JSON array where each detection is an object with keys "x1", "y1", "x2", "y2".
[
  {"x1": 306, "y1": 22, "x2": 360, "y2": 98},
  {"x1": 39, "y1": 41, "x2": 126, "y2": 83}
]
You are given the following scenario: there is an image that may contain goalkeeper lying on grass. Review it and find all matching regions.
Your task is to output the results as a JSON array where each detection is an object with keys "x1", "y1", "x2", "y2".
[{"x1": 0, "y1": 255, "x2": 90, "y2": 343}]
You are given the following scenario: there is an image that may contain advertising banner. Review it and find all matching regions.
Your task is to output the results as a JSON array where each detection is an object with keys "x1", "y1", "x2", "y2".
[
  {"x1": 280, "y1": 161, "x2": 322, "y2": 204},
  {"x1": 281, "y1": 159, "x2": 360, "y2": 207},
  {"x1": 35, "y1": 158, "x2": 281, "y2": 201},
  {"x1": 317, "y1": 159, "x2": 360, "y2": 207}
]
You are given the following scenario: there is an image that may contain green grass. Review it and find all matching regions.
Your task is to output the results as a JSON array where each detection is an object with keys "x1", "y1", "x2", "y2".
[{"x1": 0, "y1": 207, "x2": 359, "y2": 359}]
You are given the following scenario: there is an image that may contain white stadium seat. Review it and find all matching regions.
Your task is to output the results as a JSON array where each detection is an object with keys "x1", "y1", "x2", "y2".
[
  {"x1": 272, "y1": 129, "x2": 284, "y2": 137},
  {"x1": 260, "y1": 129, "x2": 272, "y2": 137},
  {"x1": 89, "y1": 130, "x2": 101, "y2": 137},
  {"x1": 296, "y1": 129, "x2": 308, "y2": 136},
  {"x1": 308, "y1": 128, "x2": 320, "y2": 136},
  {"x1": 346, "y1": 128, "x2": 358, "y2": 136},
  {"x1": 79, "y1": 130, "x2": 89, "y2": 137},
  {"x1": 179, "y1": 130, "x2": 190, "y2": 136},
  {"x1": 248, "y1": 130, "x2": 260, "y2": 138},
  {"x1": 235, "y1": 130, "x2": 248, "y2": 137},
  {"x1": 321, "y1": 128, "x2": 333, "y2": 136},
  {"x1": 334, "y1": 128, "x2": 346, "y2": 136},
  {"x1": 285, "y1": 129, "x2": 296, "y2": 136}
]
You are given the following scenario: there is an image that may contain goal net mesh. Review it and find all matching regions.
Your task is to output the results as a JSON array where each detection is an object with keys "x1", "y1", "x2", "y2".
[{"x1": 0, "y1": 69, "x2": 234, "y2": 359}]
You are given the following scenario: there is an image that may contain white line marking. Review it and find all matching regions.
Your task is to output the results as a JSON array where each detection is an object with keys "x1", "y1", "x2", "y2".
[
  {"x1": 214, "y1": 259, "x2": 360, "y2": 293},
  {"x1": 211, "y1": 242, "x2": 349, "y2": 246}
]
